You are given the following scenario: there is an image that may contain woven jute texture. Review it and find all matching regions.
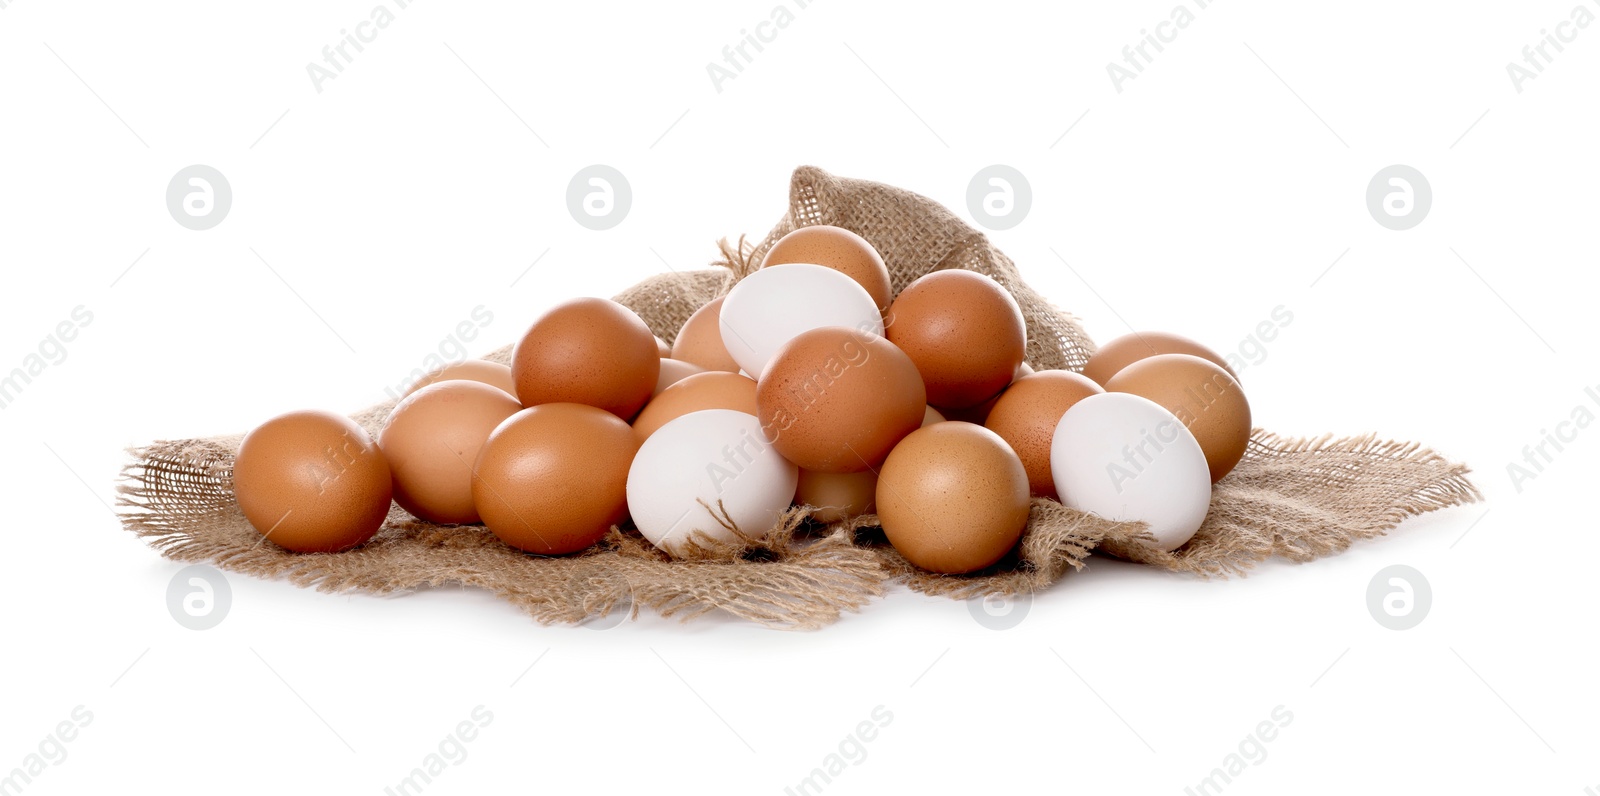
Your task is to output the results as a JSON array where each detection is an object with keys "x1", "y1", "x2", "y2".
[{"x1": 117, "y1": 166, "x2": 1481, "y2": 629}]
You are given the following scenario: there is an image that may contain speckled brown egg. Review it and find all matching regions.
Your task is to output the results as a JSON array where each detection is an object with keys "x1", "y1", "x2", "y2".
[
  {"x1": 760, "y1": 225, "x2": 894, "y2": 316},
  {"x1": 1104, "y1": 353, "x2": 1251, "y2": 482},
  {"x1": 984, "y1": 370, "x2": 1105, "y2": 499},
  {"x1": 886, "y1": 270, "x2": 1026, "y2": 409},
  {"x1": 233, "y1": 410, "x2": 393, "y2": 553},
  {"x1": 757, "y1": 327, "x2": 926, "y2": 473},
  {"x1": 406, "y1": 360, "x2": 517, "y2": 399},
  {"x1": 378, "y1": 381, "x2": 522, "y2": 524},
  {"x1": 875, "y1": 422, "x2": 1030, "y2": 574},
  {"x1": 512, "y1": 297, "x2": 660, "y2": 419},
  {"x1": 631, "y1": 371, "x2": 759, "y2": 442},
  {"x1": 671, "y1": 296, "x2": 741, "y2": 373},
  {"x1": 1081, "y1": 331, "x2": 1238, "y2": 386},
  {"x1": 472, "y1": 403, "x2": 639, "y2": 555},
  {"x1": 795, "y1": 468, "x2": 878, "y2": 523}
]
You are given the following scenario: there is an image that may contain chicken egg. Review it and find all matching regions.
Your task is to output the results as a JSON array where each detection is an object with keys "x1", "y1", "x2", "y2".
[
  {"x1": 473, "y1": 403, "x2": 638, "y2": 555},
  {"x1": 1104, "y1": 353, "x2": 1251, "y2": 482},
  {"x1": 984, "y1": 370, "x2": 1105, "y2": 499},
  {"x1": 379, "y1": 381, "x2": 522, "y2": 524},
  {"x1": 875, "y1": 422, "x2": 1030, "y2": 574},
  {"x1": 756, "y1": 326, "x2": 925, "y2": 473},
  {"x1": 719, "y1": 264, "x2": 883, "y2": 378},
  {"x1": 626, "y1": 409, "x2": 798, "y2": 556},
  {"x1": 405, "y1": 360, "x2": 517, "y2": 399},
  {"x1": 1050, "y1": 393, "x2": 1211, "y2": 551},
  {"x1": 886, "y1": 270, "x2": 1025, "y2": 409},
  {"x1": 671, "y1": 296, "x2": 741, "y2": 373},
  {"x1": 511, "y1": 297, "x2": 660, "y2": 419},
  {"x1": 233, "y1": 410, "x2": 392, "y2": 553},
  {"x1": 1080, "y1": 331, "x2": 1237, "y2": 387},
  {"x1": 795, "y1": 468, "x2": 877, "y2": 523},
  {"x1": 760, "y1": 225, "x2": 893, "y2": 316},
  {"x1": 653, "y1": 358, "x2": 705, "y2": 397},
  {"x1": 631, "y1": 371, "x2": 758, "y2": 442}
]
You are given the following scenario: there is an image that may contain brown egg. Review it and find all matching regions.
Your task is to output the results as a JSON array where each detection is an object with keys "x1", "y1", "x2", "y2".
[
  {"x1": 653, "y1": 358, "x2": 705, "y2": 396},
  {"x1": 1081, "y1": 331, "x2": 1238, "y2": 386},
  {"x1": 632, "y1": 371, "x2": 758, "y2": 442},
  {"x1": 654, "y1": 335, "x2": 672, "y2": 357},
  {"x1": 233, "y1": 410, "x2": 392, "y2": 553},
  {"x1": 472, "y1": 403, "x2": 638, "y2": 555},
  {"x1": 922, "y1": 406, "x2": 946, "y2": 427},
  {"x1": 406, "y1": 360, "x2": 517, "y2": 399},
  {"x1": 671, "y1": 296, "x2": 741, "y2": 373},
  {"x1": 984, "y1": 371, "x2": 1105, "y2": 499},
  {"x1": 761, "y1": 225, "x2": 893, "y2": 315},
  {"x1": 1104, "y1": 353, "x2": 1251, "y2": 482},
  {"x1": 875, "y1": 422, "x2": 1030, "y2": 574},
  {"x1": 933, "y1": 361, "x2": 1033, "y2": 425},
  {"x1": 757, "y1": 327, "x2": 926, "y2": 473},
  {"x1": 886, "y1": 270, "x2": 1026, "y2": 408},
  {"x1": 512, "y1": 297, "x2": 660, "y2": 419},
  {"x1": 796, "y1": 469, "x2": 878, "y2": 523},
  {"x1": 378, "y1": 381, "x2": 522, "y2": 524}
]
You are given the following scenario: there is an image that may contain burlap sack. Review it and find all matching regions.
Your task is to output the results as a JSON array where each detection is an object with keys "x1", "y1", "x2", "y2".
[{"x1": 117, "y1": 166, "x2": 1481, "y2": 629}]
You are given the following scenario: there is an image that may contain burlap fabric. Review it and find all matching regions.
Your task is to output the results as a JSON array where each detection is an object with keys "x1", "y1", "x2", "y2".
[{"x1": 117, "y1": 166, "x2": 1481, "y2": 629}]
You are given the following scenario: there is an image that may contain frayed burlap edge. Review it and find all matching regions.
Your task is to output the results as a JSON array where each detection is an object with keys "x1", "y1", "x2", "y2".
[{"x1": 117, "y1": 445, "x2": 888, "y2": 630}]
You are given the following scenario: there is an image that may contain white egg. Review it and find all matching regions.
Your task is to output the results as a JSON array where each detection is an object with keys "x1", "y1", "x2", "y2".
[
  {"x1": 626, "y1": 409, "x2": 799, "y2": 556},
  {"x1": 1050, "y1": 392, "x2": 1212, "y2": 551},
  {"x1": 718, "y1": 263, "x2": 884, "y2": 378}
]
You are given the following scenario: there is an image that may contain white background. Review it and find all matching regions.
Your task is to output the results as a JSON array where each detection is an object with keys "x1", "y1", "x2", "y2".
[{"x1": 2, "y1": 0, "x2": 1596, "y2": 793}]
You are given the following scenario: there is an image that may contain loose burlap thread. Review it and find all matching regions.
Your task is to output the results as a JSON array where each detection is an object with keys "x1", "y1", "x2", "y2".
[{"x1": 117, "y1": 166, "x2": 1481, "y2": 629}]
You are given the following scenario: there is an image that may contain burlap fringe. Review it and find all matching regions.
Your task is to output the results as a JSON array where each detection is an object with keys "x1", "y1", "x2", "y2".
[{"x1": 118, "y1": 445, "x2": 888, "y2": 630}]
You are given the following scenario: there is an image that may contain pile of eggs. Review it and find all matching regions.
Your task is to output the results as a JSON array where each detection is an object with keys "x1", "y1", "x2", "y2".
[{"x1": 231, "y1": 226, "x2": 1251, "y2": 574}]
